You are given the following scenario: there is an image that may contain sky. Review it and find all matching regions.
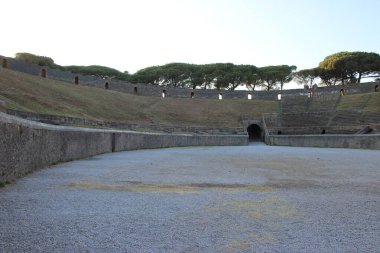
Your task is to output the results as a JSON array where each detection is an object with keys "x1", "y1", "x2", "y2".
[{"x1": 2, "y1": 0, "x2": 380, "y2": 89}]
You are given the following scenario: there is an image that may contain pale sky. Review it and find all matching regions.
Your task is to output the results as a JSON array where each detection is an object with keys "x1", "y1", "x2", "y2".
[{"x1": 2, "y1": 0, "x2": 380, "y2": 88}]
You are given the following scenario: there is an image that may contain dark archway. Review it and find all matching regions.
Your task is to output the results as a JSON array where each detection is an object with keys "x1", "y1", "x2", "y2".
[
  {"x1": 105, "y1": 82, "x2": 109, "y2": 89},
  {"x1": 134, "y1": 87, "x2": 138, "y2": 94},
  {"x1": 74, "y1": 76, "x2": 79, "y2": 85},
  {"x1": 340, "y1": 88, "x2": 345, "y2": 96},
  {"x1": 2, "y1": 58, "x2": 8, "y2": 68},
  {"x1": 190, "y1": 91, "x2": 194, "y2": 98},
  {"x1": 41, "y1": 68, "x2": 47, "y2": 78},
  {"x1": 375, "y1": 84, "x2": 379, "y2": 92},
  {"x1": 247, "y1": 124, "x2": 262, "y2": 141}
]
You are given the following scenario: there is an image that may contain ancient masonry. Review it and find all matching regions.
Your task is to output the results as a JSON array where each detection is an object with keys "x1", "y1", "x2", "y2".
[
  {"x1": 1, "y1": 55, "x2": 380, "y2": 185},
  {"x1": 1, "y1": 55, "x2": 378, "y2": 100}
]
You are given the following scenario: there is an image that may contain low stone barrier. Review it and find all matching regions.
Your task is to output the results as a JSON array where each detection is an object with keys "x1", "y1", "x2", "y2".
[
  {"x1": 265, "y1": 134, "x2": 380, "y2": 150},
  {"x1": 0, "y1": 112, "x2": 248, "y2": 185}
]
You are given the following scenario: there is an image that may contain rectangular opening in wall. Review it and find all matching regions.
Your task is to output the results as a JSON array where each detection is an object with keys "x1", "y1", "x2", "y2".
[
  {"x1": 277, "y1": 94, "x2": 282, "y2": 100},
  {"x1": 41, "y1": 69, "x2": 47, "y2": 78},
  {"x1": 248, "y1": 93, "x2": 252, "y2": 100},
  {"x1": 219, "y1": 93, "x2": 223, "y2": 100},
  {"x1": 2, "y1": 59, "x2": 8, "y2": 68}
]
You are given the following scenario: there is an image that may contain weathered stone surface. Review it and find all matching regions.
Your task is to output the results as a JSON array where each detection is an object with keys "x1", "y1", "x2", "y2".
[
  {"x1": 0, "y1": 112, "x2": 247, "y2": 184},
  {"x1": 265, "y1": 134, "x2": 380, "y2": 149}
]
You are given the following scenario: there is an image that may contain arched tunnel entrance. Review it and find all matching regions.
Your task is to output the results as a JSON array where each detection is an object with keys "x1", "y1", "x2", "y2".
[{"x1": 247, "y1": 124, "x2": 262, "y2": 141}]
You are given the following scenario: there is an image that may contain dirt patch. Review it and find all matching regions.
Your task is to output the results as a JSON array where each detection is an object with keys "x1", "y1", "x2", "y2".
[
  {"x1": 207, "y1": 197, "x2": 299, "y2": 251},
  {"x1": 66, "y1": 182, "x2": 273, "y2": 194},
  {"x1": 226, "y1": 241, "x2": 252, "y2": 250},
  {"x1": 205, "y1": 197, "x2": 298, "y2": 220}
]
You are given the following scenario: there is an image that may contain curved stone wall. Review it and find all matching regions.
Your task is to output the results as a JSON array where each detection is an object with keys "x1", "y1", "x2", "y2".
[
  {"x1": 1, "y1": 55, "x2": 379, "y2": 100},
  {"x1": 0, "y1": 112, "x2": 247, "y2": 185}
]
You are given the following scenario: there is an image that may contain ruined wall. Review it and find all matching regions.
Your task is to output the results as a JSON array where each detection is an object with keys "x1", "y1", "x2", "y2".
[
  {"x1": 0, "y1": 112, "x2": 248, "y2": 185},
  {"x1": 2, "y1": 55, "x2": 378, "y2": 100}
]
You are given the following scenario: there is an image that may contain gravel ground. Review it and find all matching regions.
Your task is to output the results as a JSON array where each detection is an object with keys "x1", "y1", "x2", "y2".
[{"x1": 0, "y1": 144, "x2": 379, "y2": 252}]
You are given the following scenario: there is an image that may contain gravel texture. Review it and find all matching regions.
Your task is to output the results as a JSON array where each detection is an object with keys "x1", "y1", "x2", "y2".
[{"x1": 0, "y1": 144, "x2": 379, "y2": 252}]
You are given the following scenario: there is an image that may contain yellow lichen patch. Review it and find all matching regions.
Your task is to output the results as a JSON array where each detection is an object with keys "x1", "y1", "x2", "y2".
[
  {"x1": 66, "y1": 182, "x2": 198, "y2": 194},
  {"x1": 259, "y1": 233, "x2": 274, "y2": 243},
  {"x1": 244, "y1": 185, "x2": 273, "y2": 192},
  {"x1": 226, "y1": 241, "x2": 252, "y2": 250},
  {"x1": 66, "y1": 182, "x2": 273, "y2": 194},
  {"x1": 205, "y1": 197, "x2": 298, "y2": 220},
  {"x1": 213, "y1": 185, "x2": 273, "y2": 193},
  {"x1": 249, "y1": 206, "x2": 296, "y2": 219}
]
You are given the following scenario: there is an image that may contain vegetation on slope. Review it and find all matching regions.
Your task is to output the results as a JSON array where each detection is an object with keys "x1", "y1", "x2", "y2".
[
  {"x1": 336, "y1": 92, "x2": 380, "y2": 112},
  {"x1": 0, "y1": 69, "x2": 278, "y2": 127}
]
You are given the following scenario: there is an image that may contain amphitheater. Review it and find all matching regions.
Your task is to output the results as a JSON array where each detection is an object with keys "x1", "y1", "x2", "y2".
[{"x1": 0, "y1": 55, "x2": 379, "y2": 252}]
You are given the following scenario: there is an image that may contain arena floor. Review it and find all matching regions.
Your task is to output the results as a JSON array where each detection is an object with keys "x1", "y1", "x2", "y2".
[{"x1": 1, "y1": 144, "x2": 379, "y2": 252}]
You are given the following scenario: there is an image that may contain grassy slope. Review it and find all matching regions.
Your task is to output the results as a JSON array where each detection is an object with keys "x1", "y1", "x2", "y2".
[
  {"x1": 0, "y1": 69, "x2": 278, "y2": 127},
  {"x1": 337, "y1": 92, "x2": 380, "y2": 112}
]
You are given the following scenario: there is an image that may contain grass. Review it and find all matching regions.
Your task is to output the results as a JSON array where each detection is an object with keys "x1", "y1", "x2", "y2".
[
  {"x1": 337, "y1": 92, "x2": 380, "y2": 112},
  {"x1": 0, "y1": 69, "x2": 278, "y2": 127}
]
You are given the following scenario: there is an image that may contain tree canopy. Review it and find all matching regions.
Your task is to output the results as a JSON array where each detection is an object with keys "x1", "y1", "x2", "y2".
[
  {"x1": 294, "y1": 68, "x2": 320, "y2": 87},
  {"x1": 15, "y1": 50, "x2": 379, "y2": 91},
  {"x1": 132, "y1": 63, "x2": 296, "y2": 91},
  {"x1": 15, "y1": 52, "x2": 57, "y2": 69},
  {"x1": 318, "y1": 51, "x2": 380, "y2": 85},
  {"x1": 64, "y1": 65, "x2": 130, "y2": 80}
]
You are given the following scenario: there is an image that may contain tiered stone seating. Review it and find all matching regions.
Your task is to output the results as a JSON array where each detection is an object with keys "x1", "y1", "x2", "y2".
[
  {"x1": 269, "y1": 91, "x2": 380, "y2": 135},
  {"x1": 308, "y1": 93, "x2": 339, "y2": 112},
  {"x1": 280, "y1": 95, "x2": 309, "y2": 113},
  {"x1": 280, "y1": 112, "x2": 331, "y2": 127},
  {"x1": 329, "y1": 111, "x2": 380, "y2": 126},
  {"x1": 361, "y1": 111, "x2": 380, "y2": 124},
  {"x1": 328, "y1": 110, "x2": 362, "y2": 125}
]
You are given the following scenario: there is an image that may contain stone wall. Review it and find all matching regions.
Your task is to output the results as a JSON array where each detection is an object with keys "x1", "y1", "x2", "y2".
[
  {"x1": 261, "y1": 111, "x2": 380, "y2": 148},
  {"x1": 0, "y1": 112, "x2": 248, "y2": 185},
  {"x1": 262, "y1": 110, "x2": 380, "y2": 135},
  {"x1": 5, "y1": 109, "x2": 245, "y2": 135},
  {"x1": 265, "y1": 134, "x2": 380, "y2": 150},
  {"x1": 2, "y1": 55, "x2": 379, "y2": 100}
]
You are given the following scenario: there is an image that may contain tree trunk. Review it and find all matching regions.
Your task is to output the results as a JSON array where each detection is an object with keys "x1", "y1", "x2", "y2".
[{"x1": 358, "y1": 72, "x2": 362, "y2": 83}]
